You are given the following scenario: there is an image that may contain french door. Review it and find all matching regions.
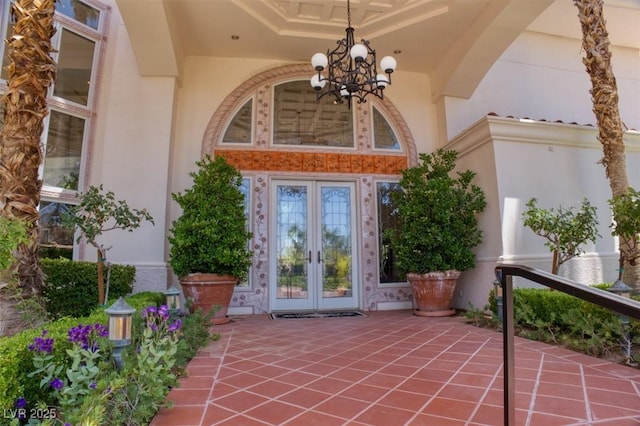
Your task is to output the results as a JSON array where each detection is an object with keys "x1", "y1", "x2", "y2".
[{"x1": 270, "y1": 180, "x2": 359, "y2": 311}]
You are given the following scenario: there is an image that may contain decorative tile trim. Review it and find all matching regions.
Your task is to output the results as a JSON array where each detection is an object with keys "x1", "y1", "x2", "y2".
[{"x1": 215, "y1": 149, "x2": 407, "y2": 174}]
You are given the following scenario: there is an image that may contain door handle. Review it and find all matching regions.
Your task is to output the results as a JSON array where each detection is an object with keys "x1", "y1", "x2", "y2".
[
  {"x1": 317, "y1": 250, "x2": 322, "y2": 263},
  {"x1": 307, "y1": 250, "x2": 312, "y2": 263}
]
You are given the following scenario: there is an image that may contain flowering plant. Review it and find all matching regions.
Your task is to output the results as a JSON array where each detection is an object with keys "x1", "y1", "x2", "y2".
[
  {"x1": 6, "y1": 299, "x2": 197, "y2": 426},
  {"x1": 22, "y1": 323, "x2": 109, "y2": 422}
]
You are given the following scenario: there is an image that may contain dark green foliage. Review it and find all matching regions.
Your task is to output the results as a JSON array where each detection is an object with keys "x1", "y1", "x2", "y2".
[
  {"x1": 478, "y1": 286, "x2": 639, "y2": 363},
  {"x1": 174, "y1": 308, "x2": 217, "y2": 370},
  {"x1": 169, "y1": 155, "x2": 253, "y2": 279},
  {"x1": 391, "y1": 149, "x2": 487, "y2": 273},
  {"x1": 522, "y1": 197, "x2": 599, "y2": 274},
  {"x1": 40, "y1": 245, "x2": 73, "y2": 260},
  {"x1": 41, "y1": 258, "x2": 135, "y2": 318},
  {"x1": 609, "y1": 187, "x2": 640, "y2": 267},
  {"x1": 62, "y1": 184, "x2": 154, "y2": 250},
  {"x1": 0, "y1": 291, "x2": 212, "y2": 422}
]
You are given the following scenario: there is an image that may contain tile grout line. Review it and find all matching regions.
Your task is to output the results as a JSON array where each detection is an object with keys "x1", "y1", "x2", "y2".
[
  {"x1": 579, "y1": 363, "x2": 594, "y2": 424},
  {"x1": 464, "y1": 353, "x2": 504, "y2": 426},
  {"x1": 199, "y1": 328, "x2": 235, "y2": 426},
  {"x1": 401, "y1": 332, "x2": 497, "y2": 425},
  {"x1": 524, "y1": 352, "x2": 545, "y2": 426}
]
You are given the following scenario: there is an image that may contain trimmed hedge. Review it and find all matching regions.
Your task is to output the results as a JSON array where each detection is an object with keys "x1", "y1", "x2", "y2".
[
  {"x1": 0, "y1": 292, "x2": 164, "y2": 412},
  {"x1": 41, "y1": 259, "x2": 135, "y2": 318}
]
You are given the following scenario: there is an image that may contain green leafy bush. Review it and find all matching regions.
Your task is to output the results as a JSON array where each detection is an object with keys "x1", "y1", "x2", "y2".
[
  {"x1": 41, "y1": 259, "x2": 135, "y2": 318},
  {"x1": 0, "y1": 291, "x2": 212, "y2": 424},
  {"x1": 476, "y1": 285, "x2": 639, "y2": 363}
]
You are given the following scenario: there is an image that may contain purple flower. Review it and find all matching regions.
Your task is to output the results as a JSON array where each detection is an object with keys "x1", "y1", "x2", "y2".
[
  {"x1": 89, "y1": 381, "x2": 97, "y2": 390},
  {"x1": 50, "y1": 378, "x2": 64, "y2": 390},
  {"x1": 68, "y1": 323, "x2": 108, "y2": 351},
  {"x1": 15, "y1": 397, "x2": 27, "y2": 408},
  {"x1": 28, "y1": 330, "x2": 54, "y2": 354},
  {"x1": 159, "y1": 305, "x2": 170, "y2": 320},
  {"x1": 94, "y1": 323, "x2": 108, "y2": 338},
  {"x1": 168, "y1": 319, "x2": 182, "y2": 333}
]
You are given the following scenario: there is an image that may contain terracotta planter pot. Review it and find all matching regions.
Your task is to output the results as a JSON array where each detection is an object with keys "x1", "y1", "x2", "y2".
[
  {"x1": 180, "y1": 273, "x2": 237, "y2": 325},
  {"x1": 407, "y1": 271, "x2": 461, "y2": 317}
]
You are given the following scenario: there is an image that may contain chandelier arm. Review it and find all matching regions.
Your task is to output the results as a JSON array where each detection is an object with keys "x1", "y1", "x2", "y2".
[{"x1": 310, "y1": 0, "x2": 395, "y2": 107}]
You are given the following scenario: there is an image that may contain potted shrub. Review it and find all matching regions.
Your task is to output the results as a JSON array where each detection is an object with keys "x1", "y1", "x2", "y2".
[
  {"x1": 391, "y1": 148, "x2": 487, "y2": 316},
  {"x1": 168, "y1": 155, "x2": 252, "y2": 324}
]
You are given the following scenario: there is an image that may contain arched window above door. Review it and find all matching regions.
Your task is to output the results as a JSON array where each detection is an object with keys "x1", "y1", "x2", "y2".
[
  {"x1": 203, "y1": 63, "x2": 417, "y2": 170},
  {"x1": 272, "y1": 81, "x2": 354, "y2": 148}
]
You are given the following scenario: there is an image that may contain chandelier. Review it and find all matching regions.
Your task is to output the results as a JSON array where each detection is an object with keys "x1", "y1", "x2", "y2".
[{"x1": 310, "y1": 0, "x2": 397, "y2": 107}]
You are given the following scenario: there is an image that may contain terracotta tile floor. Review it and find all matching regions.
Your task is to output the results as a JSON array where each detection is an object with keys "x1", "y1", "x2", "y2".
[{"x1": 150, "y1": 310, "x2": 640, "y2": 426}]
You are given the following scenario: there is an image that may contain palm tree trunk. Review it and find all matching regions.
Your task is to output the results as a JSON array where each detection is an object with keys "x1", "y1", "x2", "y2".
[
  {"x1": 0, "y1": 0, "x2": 56, "y2": 333},
  {"x1": 574, "y1": 0, "x2": 639, "y2": 289}
]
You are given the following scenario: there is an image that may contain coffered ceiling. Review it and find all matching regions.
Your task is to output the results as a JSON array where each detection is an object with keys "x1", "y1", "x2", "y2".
[{"x1": 116, "y1": 0, "x2": 640, "y2": 98}]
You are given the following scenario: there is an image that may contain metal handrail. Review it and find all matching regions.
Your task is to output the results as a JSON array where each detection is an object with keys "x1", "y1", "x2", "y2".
[{"x1": 494, "y1": 264, "x2": 640, "y2": 426}]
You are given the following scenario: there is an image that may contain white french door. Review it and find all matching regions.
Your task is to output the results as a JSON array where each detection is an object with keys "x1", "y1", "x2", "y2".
[{"x1": 270, "y1": 180, "x2": 359, "y2": 311}]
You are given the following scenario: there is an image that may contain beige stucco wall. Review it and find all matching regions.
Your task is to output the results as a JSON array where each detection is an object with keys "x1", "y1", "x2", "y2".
[
  {"x1": 443, "y1": 31, "x2": 640, "y2": 140},
  {"x1": 86, "y1": 2, "x2": 640, "y2": 306}
]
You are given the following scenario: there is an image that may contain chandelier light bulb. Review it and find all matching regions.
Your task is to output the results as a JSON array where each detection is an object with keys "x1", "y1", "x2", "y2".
[
  {"x1": 310, "y1": 74, "x2": 326, "y2": 90},
  {"x1": 376, "y1": 74, "x2": 389, "y2": 88},
  {"x1": 311, "y1": 53, "x2": 328, "y2": 71},
  {"x1": 380, "y1": 56, "x2": 397, "y2": 74},
  {"x1": 350, "y1": 44, "x2": 368, "y2": 62},
  {"x1": 309, "y1": 0, "x2": 398, "y2": 106}
]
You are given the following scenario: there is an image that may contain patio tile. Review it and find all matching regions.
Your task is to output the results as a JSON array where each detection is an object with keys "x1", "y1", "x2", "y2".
[
  {"x1": 244, "y1": 400, "x2": 306, "y2": 424},
  {"x1": 151, "y1": 311, "x2": 640, "y2": 425}
]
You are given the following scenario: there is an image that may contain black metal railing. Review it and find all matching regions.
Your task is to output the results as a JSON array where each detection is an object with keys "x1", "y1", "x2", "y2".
[{"x1": 494, "y1": 264, "x2": 640, "y2": 426}]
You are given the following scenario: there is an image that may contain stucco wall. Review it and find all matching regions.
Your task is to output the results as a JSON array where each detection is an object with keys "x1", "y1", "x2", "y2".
[
  {"x1": 443, "y1": 31, "x2": 640, "y2": 140},
  {"x1": 448, "y1": 116, "x2": 640, "y2": 310},
  {"x1": 86, "y1": 5, "x2": 174, "y2": 291}
]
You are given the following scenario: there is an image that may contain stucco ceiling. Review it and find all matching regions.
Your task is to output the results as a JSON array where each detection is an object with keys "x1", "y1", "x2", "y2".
[{"x1": 116, "y1": 0, "x2": 640, "y2": 97}]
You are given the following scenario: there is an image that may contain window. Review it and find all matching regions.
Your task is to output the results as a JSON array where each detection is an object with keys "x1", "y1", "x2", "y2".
[
  {"x1": 373, "y1": 107, "x2": 400, "y2": 150},
  {"x1": 0, "y1": 0, "x2": 109, "y2": 257},
  {"x1": 39, "y1": 201, "x2": 75, "y2": 259},
  {"x1": 376, "y1": 182, "x2": 403, "y2": 284},
  {"x1": 273, "y1": 81, "x2": 354, "y2": 147},
  {"x1": 238, "y1": 177, "x2": 251, "y2": 287},
  {"x1": 43, "y1": 110, "x2": 86, "y2": 190},
  {"x1": 53, "y1": 28, "x2": 96, "y2": 106},
  {"x1": 222, "y1": 99, "x2": 252, "y2": 144},
  {"x1": 0, "y1": 0, "x2": 108, "y2": 196}
]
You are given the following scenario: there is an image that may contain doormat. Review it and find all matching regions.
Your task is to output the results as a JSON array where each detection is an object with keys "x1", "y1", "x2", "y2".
[{"x1": 270, "y1": 311, "x2": 367, "y2": 319}]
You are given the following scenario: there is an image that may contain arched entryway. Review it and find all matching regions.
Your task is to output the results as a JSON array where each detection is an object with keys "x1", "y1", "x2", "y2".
[{"x1": 203, "y1": 64, "x2": 418, "y2": 314}]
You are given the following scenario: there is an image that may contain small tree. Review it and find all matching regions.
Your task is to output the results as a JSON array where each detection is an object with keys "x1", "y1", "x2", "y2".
[
  {"x1": 522, "y1": 198, "x2": 600, "y2": 275},
  {"x1": 63, "y1": 185, "x2": 154, "y2": 304},
  {"x1": 608, "y1": 187, "x2": 640, "y2": 287}
]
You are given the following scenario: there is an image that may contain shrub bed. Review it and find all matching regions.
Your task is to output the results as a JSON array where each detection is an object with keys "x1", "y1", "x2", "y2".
[
  {"x1": 468, "y1": 285, "x2": 639, "y2": 363},
  {"x1": 41, "y1": 258, "x2": 135, "y2": 318},
  {"x1": 0, "y1": 291, "x2": 213, "y2": 425}
]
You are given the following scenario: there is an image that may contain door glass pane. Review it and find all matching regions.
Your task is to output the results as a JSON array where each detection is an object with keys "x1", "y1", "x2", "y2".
[
  {"x1": 273, "y1": 81, "x2": 354, "y2": 147},
  {"x1": 53, "y1": 29, "x2": 95, "y2": 105},
  {"x1": 321, "y1": 186, "x2": 352, "y2": 298},
  {"x1": 56, "y1": 0, "x2": 100, "y2": 30},
  {"x1": 237, "y1": 178, "x2": 251, "y2": 287},
  {"x1": 43, "y1": 110, "x2": 85, "y2": 190},
  {"x1": 376, "y1": 182, "x2": 403, "y2": 283},
  {"x1": 276, "y1": 185, "x2": 308, "y2": 299}
]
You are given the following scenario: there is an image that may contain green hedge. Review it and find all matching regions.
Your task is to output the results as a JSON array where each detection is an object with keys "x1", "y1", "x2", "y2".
[
  {"x1": 0, "y1": 292, "x2": 164, "y2": 412},
  {"x1": 41, "y1": 259, "x2": 135, "y2": 318}
]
